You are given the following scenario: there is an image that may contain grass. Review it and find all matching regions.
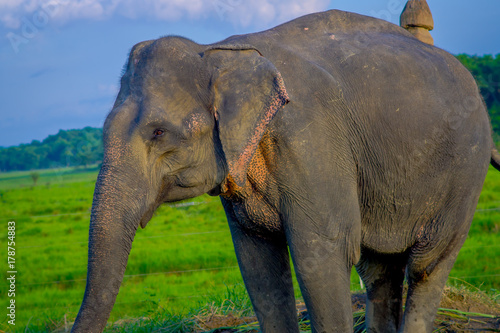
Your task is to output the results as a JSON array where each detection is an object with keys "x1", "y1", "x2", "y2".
[
  {"x1": 450, "y1": 166, "x2": 500, "y2": 292},
  {"x1": 0, "y1": 166, "x2": 499, "y2": 332}
]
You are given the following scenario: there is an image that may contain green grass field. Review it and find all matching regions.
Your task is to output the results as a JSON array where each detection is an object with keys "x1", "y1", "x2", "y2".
[{"x1": 1, "y1": 166, "x2": 499, "y2": 332}]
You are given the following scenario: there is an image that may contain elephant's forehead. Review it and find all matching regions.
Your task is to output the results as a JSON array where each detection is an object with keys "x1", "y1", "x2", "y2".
[{"x1": 137, "y1": 88, "x2": 202, "y2": 127}]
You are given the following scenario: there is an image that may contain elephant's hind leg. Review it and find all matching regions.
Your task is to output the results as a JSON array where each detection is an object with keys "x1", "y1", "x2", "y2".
[
  {"x1": 355, "y1": 249, "x2": 408, "y2": 333},
  {"x1": 401, "y1": 169, "x2": 484, "y2": 333},
  {"x1": 402, "y1": 217, "x2": 471, "y2": 333},
  {"x1": 401, "y1": 249, "x2": 459, "y2": 332}
]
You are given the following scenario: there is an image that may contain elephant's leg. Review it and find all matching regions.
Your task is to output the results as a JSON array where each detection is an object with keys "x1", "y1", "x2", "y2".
[
  {"x1": 401, "y1": 248, "x2": 462, "y2": 333},
  {"x1": 400, "y1": 179, "x2": 482, "y2": 333},
  {"x1": 222, "y1": 201, "x2": 299, "y2": 333},
  {"x1": 288, "y1": 232, "x2": 355, "y2": 332},
  {"x1": 284, "y1": 188, "x2": 362, "y2": 332},
  {"x1": 355, "y1": 249, "x2": 408, "y2": 333},
  {"x1": 229, "y1": 225, "x2": 299, "y2": 332},
  {"x1": 401, "y1": 230, "x2": 468, "y2": 333},
  {"x1": 401, "y1": 259, "x2": 454, "y2": 332}
]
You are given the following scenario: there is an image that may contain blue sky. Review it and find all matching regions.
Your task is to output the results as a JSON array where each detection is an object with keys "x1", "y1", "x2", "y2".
[{"x1": 1, "y1": 0, "x2": 499, "y2": 147}]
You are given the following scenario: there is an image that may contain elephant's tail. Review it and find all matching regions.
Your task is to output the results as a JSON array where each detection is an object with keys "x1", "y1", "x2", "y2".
[{"x1": 491, "y1": 147, "x2": 500, "y2": 171}]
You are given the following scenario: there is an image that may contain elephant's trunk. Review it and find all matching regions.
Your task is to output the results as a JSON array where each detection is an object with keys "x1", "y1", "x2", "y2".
[{"x1": 72, "y1": 165, "x2": 145, "y2": 332}]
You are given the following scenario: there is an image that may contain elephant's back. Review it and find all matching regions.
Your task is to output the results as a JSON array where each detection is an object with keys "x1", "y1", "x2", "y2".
[{"x1": 221, "y1": 10, "x2": 410, "y2": 48}]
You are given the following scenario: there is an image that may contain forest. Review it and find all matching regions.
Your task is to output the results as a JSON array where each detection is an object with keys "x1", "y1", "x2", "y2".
[
  {"x1": 0, "y1": 127, "x2": 102, "y2": 171},
  {"x1": 457, "y1": 54, "x2": 500, "y2": 140},
  {"x1": 0, "y1": 54, "x2": 499, "y2": 172}
]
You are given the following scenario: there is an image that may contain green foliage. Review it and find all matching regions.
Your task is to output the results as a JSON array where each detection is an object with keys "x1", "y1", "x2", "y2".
[
  {"x1": 456, "y1": 54, "x2": 500, "y2": 140},
  {"x1": 0, "y1": 127, "x2": 102, "y2": 172}
]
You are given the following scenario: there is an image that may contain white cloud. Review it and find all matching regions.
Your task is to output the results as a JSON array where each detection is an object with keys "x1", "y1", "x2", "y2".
[
  {"x1": 49, "y1": 0, "x2": 105, "y2": 23},
  {"x1": 0, "y1": 0, "x2": 330, "y2": 29},
  {"x1": 225, "y1": 0, "x2": 330, "y2": 28}
]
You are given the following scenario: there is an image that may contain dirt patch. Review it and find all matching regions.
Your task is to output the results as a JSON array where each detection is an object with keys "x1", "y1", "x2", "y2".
[
  {"x1": 440, "y1": 286, "x2": 499, "y2": 314},
  {"x1": 196, "y1": 313, "x2": 257, "y2": 332},
  {"x1": 434, "y1": 286, "x2": 500, "y2": 332}
]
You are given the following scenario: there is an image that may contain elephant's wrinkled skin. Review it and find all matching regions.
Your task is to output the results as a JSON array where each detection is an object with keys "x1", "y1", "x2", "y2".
[{"x1": 72, "y1": 10, "x2": 499, "y2": 333}]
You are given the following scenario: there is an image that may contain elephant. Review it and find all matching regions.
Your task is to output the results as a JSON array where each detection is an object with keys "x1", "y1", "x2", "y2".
[{"x1": 72, "y1": 9, "x2": 500, "y2": 333}]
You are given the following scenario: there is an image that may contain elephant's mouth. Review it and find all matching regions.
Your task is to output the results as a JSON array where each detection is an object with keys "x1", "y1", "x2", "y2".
[
  {"x1": 138, "y1": 205, "x2": 157, "y2": 229},
  {"x1": 207, "y1": 184, "x2": 222, "y2": 196}
]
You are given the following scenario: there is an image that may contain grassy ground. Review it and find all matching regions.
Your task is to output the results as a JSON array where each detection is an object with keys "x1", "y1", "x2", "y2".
[{"x1": 0, "y1": 166, "x2": 499, "y2": 332}]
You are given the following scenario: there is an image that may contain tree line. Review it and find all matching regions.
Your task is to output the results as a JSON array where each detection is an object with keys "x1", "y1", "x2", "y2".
[
  {"x1": 456, "y1": 54, "x2": 500, "y2": 141},
  {"x1": 0, "y1": 127, "x2": 103, "y2": 172},
  {"x1": 0, "y1": 54, "x2": 499, "y2": 172}
]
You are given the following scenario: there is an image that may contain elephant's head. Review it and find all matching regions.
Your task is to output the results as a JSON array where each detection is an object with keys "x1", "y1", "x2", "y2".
[{"x1": 72, "y1": 37, "x2": 288, "y2": 332}]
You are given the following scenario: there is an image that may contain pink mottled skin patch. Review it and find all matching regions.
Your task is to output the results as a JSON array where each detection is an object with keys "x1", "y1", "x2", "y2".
[{"x1": 186, "y1": 112, "x2": 206, "y2": 135}]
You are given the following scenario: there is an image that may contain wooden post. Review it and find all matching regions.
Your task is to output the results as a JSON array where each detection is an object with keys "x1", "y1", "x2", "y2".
[{"x1": 400, "y1": 0, "x2": 434, "y2": 45}]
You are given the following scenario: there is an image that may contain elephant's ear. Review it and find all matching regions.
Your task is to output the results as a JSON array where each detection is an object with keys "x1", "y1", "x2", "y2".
[{"x1": 202, "y1": 45, "x2": 289, "y2": 189}]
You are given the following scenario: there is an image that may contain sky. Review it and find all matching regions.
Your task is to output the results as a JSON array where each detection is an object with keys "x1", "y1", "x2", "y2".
[{"x1": 0, "y1": 0, "x2": 499, "y2": 148}]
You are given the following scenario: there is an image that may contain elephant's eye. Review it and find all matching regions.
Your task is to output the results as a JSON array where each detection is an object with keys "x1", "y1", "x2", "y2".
[{"x1": 153, "y1": 129, "x2": 165, "y2": 138}]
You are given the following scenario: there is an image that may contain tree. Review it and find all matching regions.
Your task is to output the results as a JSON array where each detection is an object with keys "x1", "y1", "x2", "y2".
[{"x1": 30, "y1": 171, "x2": 40, "y2": 186}]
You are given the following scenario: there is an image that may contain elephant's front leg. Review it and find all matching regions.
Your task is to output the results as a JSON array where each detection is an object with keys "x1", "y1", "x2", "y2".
[
  {"x1": 222, "y1": 200, "x2": 299, "y2": 333},
  {"x1": 284, "y1": 190, "x2": 362, "y2": 333}
]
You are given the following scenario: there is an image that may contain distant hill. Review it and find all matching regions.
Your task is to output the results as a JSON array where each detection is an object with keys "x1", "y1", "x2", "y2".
[
  {"x1": 0, "y1": 127, "x2": 103, "y2": 172},
  {"x1": 1, "y1": 54, "x2": 498, "y2": 172}
]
